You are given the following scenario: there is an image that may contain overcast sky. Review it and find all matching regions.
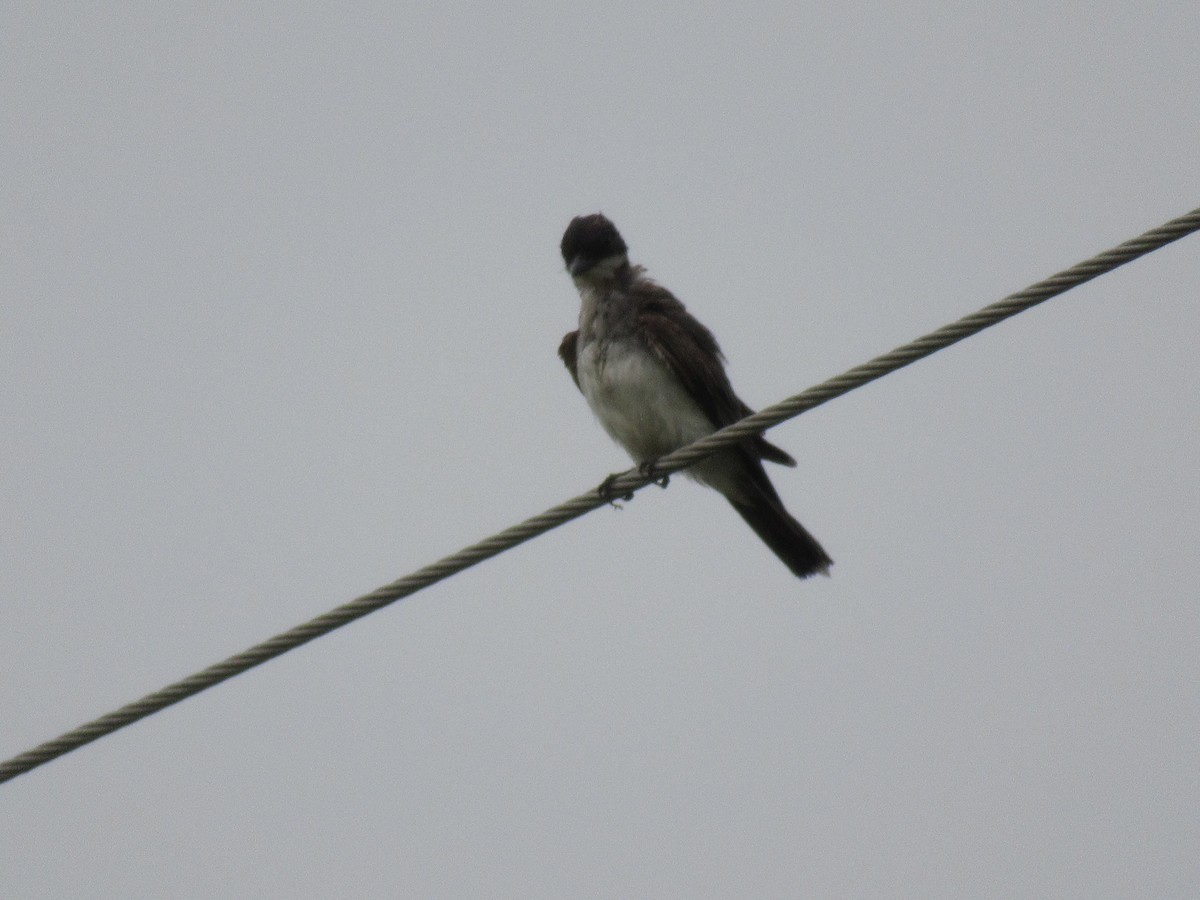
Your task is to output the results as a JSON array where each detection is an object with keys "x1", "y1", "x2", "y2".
[{"x1": 3, "y1": 3, "x2": 1198, "y2": 897}]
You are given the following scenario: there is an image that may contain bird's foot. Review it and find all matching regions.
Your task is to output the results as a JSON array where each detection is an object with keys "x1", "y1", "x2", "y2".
[
  {"x1": 597, "y1": 473, "x2": 635, "y2": 507},
  {"x1": 638, "y1": 459, "x2": 670, "y2": 489}
]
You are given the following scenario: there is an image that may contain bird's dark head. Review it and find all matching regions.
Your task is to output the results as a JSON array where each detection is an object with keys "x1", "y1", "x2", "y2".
[{"x1": 560, "y1": 213, "x2": 629, "y2": 279}]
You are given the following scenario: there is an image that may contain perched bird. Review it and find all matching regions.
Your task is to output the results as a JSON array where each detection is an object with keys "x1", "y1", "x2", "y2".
[{"x1": 558, "y1": 213, "x2": 832, "y2": 578}]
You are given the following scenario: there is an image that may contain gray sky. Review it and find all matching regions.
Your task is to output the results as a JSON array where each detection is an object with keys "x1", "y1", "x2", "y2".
[{"x1": 3, "y1": 3, "x2": 1198, "y2": 897}]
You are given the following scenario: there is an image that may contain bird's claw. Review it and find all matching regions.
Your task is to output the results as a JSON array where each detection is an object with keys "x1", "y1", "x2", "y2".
[
  {"x1": 638, "y1": 460, "x2": 670, "y2": 489},
  {"x1": 597, "y1": 461, "x2": 669, "y2": 507},
  {"x1": 598, "y1": 473, "x2": 634, "y2": 507}
]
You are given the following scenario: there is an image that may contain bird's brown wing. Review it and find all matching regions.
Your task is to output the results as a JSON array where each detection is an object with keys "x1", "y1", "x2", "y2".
[
  {"x1": 558, "y1": 330, "x2": 580, "y2": 390},
  {"x1": 634, "y1": 283, "x2": 795, "y2": 467}
]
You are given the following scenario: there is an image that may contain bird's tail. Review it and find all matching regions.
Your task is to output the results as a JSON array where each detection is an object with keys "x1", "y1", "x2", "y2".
[{"x1": 728, "y1": 495, "x2": 833, "y2": 579}]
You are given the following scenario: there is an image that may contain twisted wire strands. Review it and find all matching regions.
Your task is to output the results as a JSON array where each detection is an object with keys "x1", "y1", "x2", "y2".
[{"x1": 2, "y1": 206, "x2": 1197, "y2": 785}]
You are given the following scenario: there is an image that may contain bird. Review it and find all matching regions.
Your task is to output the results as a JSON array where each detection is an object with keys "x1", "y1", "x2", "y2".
[{"x1": 557, "y1": 213, "x2": 832, "y2": 578}]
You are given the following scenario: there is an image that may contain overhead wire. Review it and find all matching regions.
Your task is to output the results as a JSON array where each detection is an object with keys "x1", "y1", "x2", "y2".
[{"x1": 2, "y1": 206, "x2": 1198, "y2": 785}]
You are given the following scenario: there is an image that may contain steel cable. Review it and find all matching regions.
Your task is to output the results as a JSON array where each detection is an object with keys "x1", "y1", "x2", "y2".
[{"x1": 2, "y1": 206, "x2": 1197, "y2": 785}]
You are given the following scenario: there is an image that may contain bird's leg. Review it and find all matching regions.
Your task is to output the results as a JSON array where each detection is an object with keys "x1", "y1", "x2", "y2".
[
  {"x1": 597, "y1": 459, "x2": 669, "y2": 507},
  {"x1": 597, "y1": 473, "x2": 635, "y2": 506},
  {"x1": 638, "y1": 458, "x2": 670, "y2": 489}
]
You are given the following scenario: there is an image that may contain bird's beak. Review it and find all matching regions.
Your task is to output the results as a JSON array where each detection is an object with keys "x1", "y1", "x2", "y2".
[{"x1": 567, "y1": 255, "x2": 589, "y2": 277}]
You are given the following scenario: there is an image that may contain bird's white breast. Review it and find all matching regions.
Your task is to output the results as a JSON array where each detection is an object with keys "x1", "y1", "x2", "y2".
[{"x1": 577, "y1": 337, "x2": 715, "y2": 464}]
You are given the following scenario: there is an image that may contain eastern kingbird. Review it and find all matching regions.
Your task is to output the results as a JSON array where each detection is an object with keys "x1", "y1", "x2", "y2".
[{"x1": 558, "y1": 213, "x2": 833, "y2": 579}]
